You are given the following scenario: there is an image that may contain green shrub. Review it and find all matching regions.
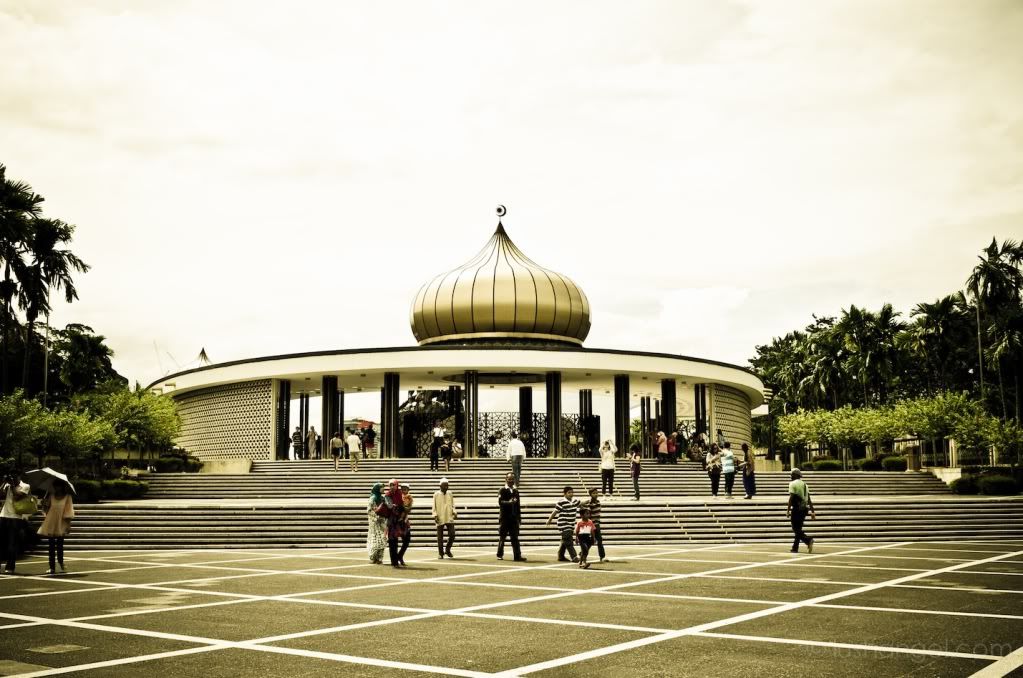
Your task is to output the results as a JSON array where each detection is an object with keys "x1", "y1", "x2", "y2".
[
  {"x1": 155, "y1": 456, "x2": 184, "y2": 472},
  {"x1": 857, "y1": 457, "x2": 884, "y2": 471},
  {"x1": 881, "y1": 456, "x2": 907, "y2": 471},
  {"x1": 184, "y1": 458, "x2": 204, "y2": 473},
  {"x1": 100, "y1": 479, "x2": 149, "y2": 499},
  {"x1": 979, "y1": 475, "x2": 1019, "y2": 496},
  {"x1": 950, "y1": 475, "x2": 980, "y2": 494},
  {"x1": 74, "y1": 479, "x2": 102, "y2": 503},
  {"x1": 813, "y1": 460, "x2": 843, "y2": 471}
]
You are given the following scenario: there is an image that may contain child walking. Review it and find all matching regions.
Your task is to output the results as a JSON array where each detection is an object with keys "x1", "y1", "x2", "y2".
[{"x1": 575, "y1": 508, "x2": 596, "y2": 569}]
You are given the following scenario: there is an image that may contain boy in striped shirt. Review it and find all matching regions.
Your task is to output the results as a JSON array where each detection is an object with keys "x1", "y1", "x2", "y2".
[{"x1": 546, "y1": 485, "x2": 580, "y2": 562}]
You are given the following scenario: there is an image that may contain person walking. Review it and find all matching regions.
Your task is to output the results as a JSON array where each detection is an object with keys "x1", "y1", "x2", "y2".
[
  {"x1": 740, "y1": 443, "x2": 757, "y2": 499},
  {"x1": 598, "y1": 440, "x2": 616, "y2": 496},
  {"x1": 346, "y1": 428, "x2": 362, "y2": 472},
  {"x1": 330, "y1": 431, "x2": 344, "y2": 471},
  {"x1": 291, "y1": 426, "x2": 303, "y2": 460},
  {"x1": 629, "y1": 444, "x2": 642, "y2": 500},
  {"x1": 497, "y1": 472, "x2": 526, "y2": 561},
  {"x1": 1, "y1": 475, "x2": 33, "y2": 574},
  {"x1": 38, "y1": 480, "x2": 74, "y2": 575},
  {"x1": 575, "y1": 507, "x2": 596, "y2": 568},
  {"x1": 431, "y1": 421, "x2": 446, "y2": 456},
  {"x1": 507, "y1": 432, "x2": 526, "y2": 487},
  {"x1": 721, "y1": 442, "x2": 737, "y2": 499},
  {"x1": 585, "y1": 487, "x2": 608, "y2": 562},
  {"x1": 440, "y1": 438, "x2": 453, "y2": 473},
  {"x1": 432, "y1": 478, "x2": 457, "y2": 559},
  {"x1": 366, "y1": 483, "x2": 386, "y2": 564},
  {"x1": 705, "y1": 443, "x2": 723, "y2": 498},
  {"x1": 716, "y1": 428, "x2": 728, "y2": 449},
  {"x1": 305, "y1": 426, "x2": 318, "y2": 461},
  {"x1": 429, "y1": 432, "x2": 441, "y2": 472},
  {"x1": 668, "y1": 433, "x2": 679, "y2": 464},
  {"x1": 546, "y1": 485, "x2": 580, "y2": 562},
  {"x1": 787, "y1": 468, "x2": 815, "y2": 553},
  {"x1": 655, "y1": 431, "x2": 668, "y2": 464},
  {"x1": 363, "y1": 424, "x2": 377, "y2": 458},
  {"x1": 398, "y1": 483, "x2": 413, "y2": 566},
  {"x1": 383, "y1": 479, "x2": 406, "y2": 568}
]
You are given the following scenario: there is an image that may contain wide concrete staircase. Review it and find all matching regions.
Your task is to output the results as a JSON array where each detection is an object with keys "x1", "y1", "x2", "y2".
[
  {"x1": 62, "y1": 498, "x2": 1023, "y2": 551},
  {"x1": 142, "y1": 459, "x2": 952, "y2": 501}
]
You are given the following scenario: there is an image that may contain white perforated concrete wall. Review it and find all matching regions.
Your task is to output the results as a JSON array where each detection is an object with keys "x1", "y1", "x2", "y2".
[
  {"x1": 712, "y1": 384, "x2": 752, "y2": 447},
  {"x1": 172, "y1": 379, "x2": 275, "y2": 461}
]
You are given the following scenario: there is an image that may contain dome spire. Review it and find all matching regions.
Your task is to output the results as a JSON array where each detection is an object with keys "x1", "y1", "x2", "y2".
[{"x1": 409, "y1": 207, "x2": 591, "y2": 346}]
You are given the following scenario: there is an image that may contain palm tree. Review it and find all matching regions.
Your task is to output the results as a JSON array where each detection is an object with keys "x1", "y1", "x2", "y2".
[
  {"x1": 20, "y1": 218, "x2": 89, "y2": 392},
  {"x1": 0, "y1": 165, "x2": 42, "y2": 394},
  {"x1": 966, "y1": 238, "x2": 1023, "y2": 409}
]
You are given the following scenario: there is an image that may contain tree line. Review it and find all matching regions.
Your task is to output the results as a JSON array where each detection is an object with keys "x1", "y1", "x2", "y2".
[
  {"x1": 0, "y1": 163, "x2": 180, "y2": 477},
  {"x1": 751, "y1": 237, "x2": 1023, "y2": 421}
]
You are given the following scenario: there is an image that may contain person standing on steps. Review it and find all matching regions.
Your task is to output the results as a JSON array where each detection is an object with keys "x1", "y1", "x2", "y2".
[
  {"x1": 721, "y1": 442, "x2": 737, "y2": 499},
  {"x1": 306, "y1": 426, "x2": 318, "y2": 461},
  {"x1": 716, "y1": 428, "x2": 728, "y2": 449},
  {"x1": 432, "y1": 477, "x2": 457, "y2": 559},
  {"x1": 585, "y1": 487, "x2": 609, "y2": 562},
  {"x1": 655, "y1": 431, "x2": 668, "y2": 464},
  {"x1": 429, "y1": 432, "x2": 441, "y2": 472},
  {"x1": 546, "y1": 485, "x2": 580, "y2": 562},
  {"x1": 291, "y1": 426, "x2": 303, "y2": 460},
  {"x1": 497, "y1": 472, "x2": 526, "y2": 561},
  {"x1": 740, "y1": 443, "x2": 757, "y2": 499},
  {"x1": 363, "y1": 423, "x2": 377, "y2": 459},
  {"x1": 38, "y1": 480, "x2": 74, "y2": 575},
  {"x1": 705, "y1": 443, "x2": 723, "y2": 498},
  {"x1": 431, "y1": 421, "x2": 446, "y2": 458},
  {"x1": 440, "y1": 437, "x2": 453, "y2": 473},
  {"x1": 507, "y1": 431, "x2": 526, "y2": 487},
  {"x1": 330, "y1": 431, "x2": 344, "y2": 471},
  {"x1": 346, "y1": 428, "x2": 362, "y2": 472},
  {"x1": 629, "y1": 444, "x2": 642, "y2": 500},
  {"x1": 787, "y1": 468, "x2": 815, "y2": 553},
  {"x1": 598, "y1": 440, "x2": 617, "y2": 496}
]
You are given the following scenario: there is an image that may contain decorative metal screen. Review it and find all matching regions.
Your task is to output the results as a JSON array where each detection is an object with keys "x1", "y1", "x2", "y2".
[
  {"x1": 173, "y1": 379, "x2": 274, "y2": 461},
  {"x1": 713, "y1": 384, "x2": 752, "y2": 447}
]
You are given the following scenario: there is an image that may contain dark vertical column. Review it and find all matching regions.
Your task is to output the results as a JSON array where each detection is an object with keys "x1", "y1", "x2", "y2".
[
  {"x1": 661, "y1": 379, "x2": 677, "y2": 436},
  {"x1": 337, "y1": 389, "x2": 345, "y2": 436},
  {"x1": 694, "y1": 384, "x2": 705, "y2": 436},
  {"x1": 654, "y1": 399, "x2": 662, "y2": 433},
  {"x1": 380, "y1": 372, "x2": 400, "y2": 458},
  {"x1": 276, "y1": 380, "x2": 291, "y2": 459},
  {"x1": 519, "y1": 386, "x2": 533, "y2": 457},
  {"x1": 579, "y1": 389, "x2": 594, "y2": 452},
  {"x1": 613, "y1": 375, "x2": 630, "y2": 452},
  {"x1": 321, "y1": 376, "x2": 339, "y2": 443},
  {"x1": 640, "y1": 396, "x2": 650, "y2": 457},
  {"x1": 463, "y1": 371, "x2": 479, "y2": 458},
  {"x1": 546, "y1": 371, "x2": 563, "y2": 458}
]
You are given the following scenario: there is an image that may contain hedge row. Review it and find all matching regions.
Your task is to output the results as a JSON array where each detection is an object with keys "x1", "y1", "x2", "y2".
[
  {"x1": 74, "y1": 479, "x2": 149, "y2": 503},
  {"x1": 154, "y1": 456, "x2": 203, "y2": 473},
  {"x1": 951, "y1": 474, "x2": 1020, "y2": 496}
]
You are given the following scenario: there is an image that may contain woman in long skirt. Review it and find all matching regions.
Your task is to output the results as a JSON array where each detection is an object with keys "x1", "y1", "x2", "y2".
[
  {"x1": 366, "y1": 483, "x2": 387, "y2": 564},
  {"x1": 38, "y1": 480, "x2": 74, "y2": 575},
  {"x1": 741, "y1": 443, "x2": 757, "y2": 500}
]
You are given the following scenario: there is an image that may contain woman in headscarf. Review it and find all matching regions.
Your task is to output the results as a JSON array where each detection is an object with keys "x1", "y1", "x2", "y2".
[
  {"x1": 384, "y1": 479, "x2": 407, "y2": 568},
  {"x1": 740, "y1": 443, "x2": 757, "y2": 499},
  {"x1": 655, "y1": 431, "x2": 668, "y2": 464},
  {"x1": 366, "y1": 483, "x2": 387, "y2": 564}
]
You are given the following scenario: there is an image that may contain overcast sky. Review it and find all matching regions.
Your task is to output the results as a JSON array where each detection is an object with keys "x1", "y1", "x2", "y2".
[{"x1": 2, "y1": 0, "x2": 1021, "y2": 406}]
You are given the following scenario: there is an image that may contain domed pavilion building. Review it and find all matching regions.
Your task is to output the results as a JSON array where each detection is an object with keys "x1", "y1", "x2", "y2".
[{"x1": 149, "y1": 215, "x2": 764, "y2": 463}]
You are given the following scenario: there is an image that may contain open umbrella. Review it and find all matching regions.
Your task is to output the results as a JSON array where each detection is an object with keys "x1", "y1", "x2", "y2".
[{"x1": 24, "y1": 467, "x2": 76, "y2": 496}]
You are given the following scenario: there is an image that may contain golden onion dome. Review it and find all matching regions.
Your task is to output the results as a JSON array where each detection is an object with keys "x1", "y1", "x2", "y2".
[{"x1": 410, "y1": 221, "x2": 591, "y2": 346}]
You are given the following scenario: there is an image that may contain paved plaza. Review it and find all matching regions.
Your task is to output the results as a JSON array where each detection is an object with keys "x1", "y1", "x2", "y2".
[{"x1": 1, "y1": 541, "x2": 1023, "y2": 677}]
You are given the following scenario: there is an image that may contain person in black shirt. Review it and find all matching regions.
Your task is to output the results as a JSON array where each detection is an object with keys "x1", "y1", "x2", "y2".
[
  {"x1": 291, "y1": 427, "x2": 303, "y2": 460},
  {"x1": 497, "y1": 472, "x2": 526, "y2": 561}
]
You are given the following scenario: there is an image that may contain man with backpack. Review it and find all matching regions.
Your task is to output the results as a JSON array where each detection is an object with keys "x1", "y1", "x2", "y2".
[{"x1": 786, "y1": 468, "x2": 815, "y2": 553}]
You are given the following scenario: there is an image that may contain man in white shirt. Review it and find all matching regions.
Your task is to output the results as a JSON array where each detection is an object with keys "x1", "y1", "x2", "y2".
[
  {"x1": 1, "y1": 477, "x2": 31, "y2": 574},
  {"x1": 506, "y1": 432, "x2": 527, "y2": 486},
  {"x1": 432, "y1": 478, "x2": 457, "y2": 559},
  {"x1": 345, "y1": 428, "x2": 362, "y2": 472}
]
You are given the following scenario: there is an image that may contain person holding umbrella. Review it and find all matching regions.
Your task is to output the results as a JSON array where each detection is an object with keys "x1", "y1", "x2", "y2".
[
  {"x1": 1, "y1": 474, "x2": 35, "y2": 574},
  {"x1": 27, "y1": 469, "x2": 75, "y2": 575}
]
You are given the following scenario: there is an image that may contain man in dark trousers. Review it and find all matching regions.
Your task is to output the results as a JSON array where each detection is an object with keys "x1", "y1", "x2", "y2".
[
  {"x1": 291, "y1": 426, "x2": 303, "y2": 460},
  {"x1": 497, "y1": 472, "x2": 527, "y2": 561},
  {"x1": 787, "y1": 468, "x2": 815, "y2": 553}
]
